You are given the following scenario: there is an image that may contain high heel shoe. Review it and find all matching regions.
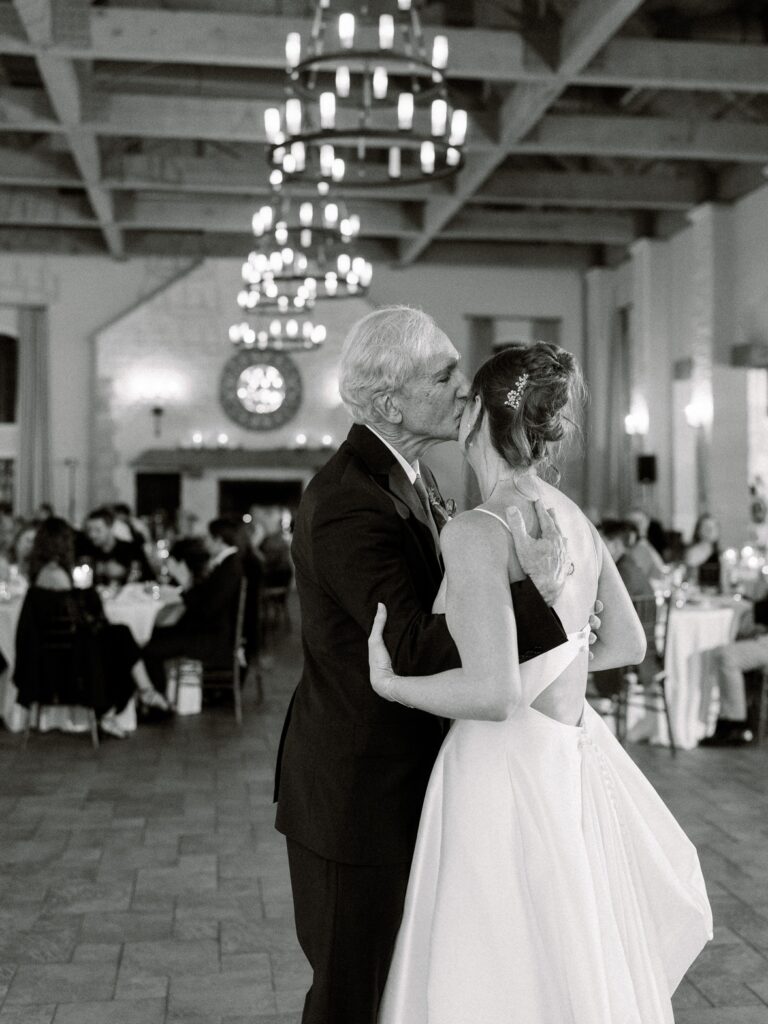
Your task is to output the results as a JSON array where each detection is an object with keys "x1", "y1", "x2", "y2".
[
  {"x1": 139, "y1": 688, "x2": 170, "y2": 712},
  {"x1": 100, "y1": 715, "x2": 128, "y2": 739}
]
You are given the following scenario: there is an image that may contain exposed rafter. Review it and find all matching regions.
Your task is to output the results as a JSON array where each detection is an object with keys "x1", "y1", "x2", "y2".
[
  {"x1": 11, "y1": 0, "x2": 123, "y2": 257},
  {"x1": 398, "y1": 0, "x2": 646, "y2": 265}
]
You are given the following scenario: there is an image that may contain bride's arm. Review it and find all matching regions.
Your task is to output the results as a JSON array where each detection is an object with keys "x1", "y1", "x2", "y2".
[{"x1": 369, "y1": 515, "x2": 521, "y2": 721}]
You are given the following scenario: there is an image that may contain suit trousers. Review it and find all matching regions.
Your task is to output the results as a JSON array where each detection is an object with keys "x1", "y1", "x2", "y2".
[
  {"x1": 715, "y1": 635, "x2": 768, "y2": 720},
  {"x1": 286, "y1": 839, "x2": 411, "y2": 1024}
]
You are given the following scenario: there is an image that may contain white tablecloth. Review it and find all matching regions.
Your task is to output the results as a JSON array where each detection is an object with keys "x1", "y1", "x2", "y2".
[
  {"x1": 649, "y1": 603, "x2": 738, "y2": 750},
  {"x1": 0, "y1": 586, "x2": 177, "y2": 734}
]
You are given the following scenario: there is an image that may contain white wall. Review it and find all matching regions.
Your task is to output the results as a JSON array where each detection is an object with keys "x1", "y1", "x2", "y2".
[{"x1": 0, "y1": 254, "x2": 194, "y2": 519}]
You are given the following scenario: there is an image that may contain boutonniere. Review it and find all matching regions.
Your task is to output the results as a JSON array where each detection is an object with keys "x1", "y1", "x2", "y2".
[{"x1": 426, "y1": 487, "x2": 456, "y2": 532}]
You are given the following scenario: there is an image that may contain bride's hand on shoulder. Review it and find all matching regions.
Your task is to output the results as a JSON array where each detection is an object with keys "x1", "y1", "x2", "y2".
[
  {"x1": 506, "y1": 499, "x2": 569, "y2": 606},
  {"x1": 369, "y1": 603, "x2": 397, "y2": 700}
]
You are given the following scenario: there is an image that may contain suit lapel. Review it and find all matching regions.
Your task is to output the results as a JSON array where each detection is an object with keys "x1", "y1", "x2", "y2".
[{"x1": 345, "y1": 425, "x2": 443, "y2": 571}]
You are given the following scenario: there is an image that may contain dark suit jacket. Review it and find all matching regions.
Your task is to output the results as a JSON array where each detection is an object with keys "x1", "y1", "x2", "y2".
[
  {"x1": 172, "y1": 551, "x2": 243, "y2": 665},
  {"x1": 274, "y1": 424, "x2": 567, "y2": 865}
]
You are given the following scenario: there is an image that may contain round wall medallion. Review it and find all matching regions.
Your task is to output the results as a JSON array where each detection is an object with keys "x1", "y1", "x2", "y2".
[{"x1": 219, "y1": 350, "x2": 303, "y2": 430}]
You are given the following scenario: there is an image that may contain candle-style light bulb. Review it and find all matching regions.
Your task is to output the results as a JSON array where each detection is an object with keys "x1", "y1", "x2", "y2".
[
  {"x1": 397, "y1": 0, "x2": 411, "y2": 8},
  {"x1": 449, "y1": 109, "x2": 467, "y2": 146},
  {"x1": 300, "y1": 229, "x2": 312, "y2": 248},
  {"x1": 372, "y1": 67, "x2": 388, "y2": 100},
  {"x1": 379, "y1": 14, "x2": 394, "y2": 48},
  {"x1": 388, "y1": 146, "x2": 401, "y2": 178},
  {"x1": 338, "y1": 12, "x2": 355, "y2": 47},
  {"x1": 338, "y1": 253, "x2": 351, "y2": 275},
  {"x1": 299, "y1": 202, "x2": 313, "y2": 226},
  {"x1": 320, "y1": 144, "x2": 335, "y2": 177},
  {"x1": 347, "y1": 213, "x2": 361, "y2": 236},
  {"x1": 285, "y1": 32, "x2": 301, "y2": 69},
  {"x1": 420, "y1": 140, "x2": 435, "y2": 174},
  {"x1": 397, "y1": 93, "x2": 414, "y2": 130},
  {"x1": 431, "y1": 98, "x2": 448, "y2": 136},
  {"x1": 285, "y1": 98, "x2": 302, "y2": 136},
  {"x1": 432, "y1": 35, "x2": 449, "y2": 69},
  {"x1": 320, "y1": 92, "x2": 336, "y2": 129},
  {"x1": 264, "y1": 107, "x2": 281, "y2": 141},
  {"x1": 331, "y1": 157, "x2": 345, "y2": 182},
  {"x1": 324, "y1": 203, "x2": 339, "y2": 225},
  {"x1": 446, "y1": 146, "x2": 461, "y2": 166},
  {"x1": 291, "y1": 141, "x2": 305, "y2": 171},
  {"x1": 336, "y1": 66, "x2": 351, "y2": 97}
]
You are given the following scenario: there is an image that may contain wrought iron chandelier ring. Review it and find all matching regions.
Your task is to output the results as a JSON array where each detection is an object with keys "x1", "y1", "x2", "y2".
[{"x1": 269, "y1": 128, "x2": 463, "y2": 188}]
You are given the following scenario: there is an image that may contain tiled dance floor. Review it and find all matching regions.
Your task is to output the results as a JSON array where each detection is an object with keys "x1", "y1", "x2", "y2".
[{"x1": 1, "y1": 608, "x2": 767, "y2": 1024}]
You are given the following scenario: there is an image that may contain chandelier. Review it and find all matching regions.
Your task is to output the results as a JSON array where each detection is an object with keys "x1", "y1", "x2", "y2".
[
  {"x1": 237, "y1": 195, "x2": 372, "y2": 314},
  {"x1": 229, "y1": 316, "x2": 327, "y2": 352},
  {"x1": 264, "y1": 0, "x2": 468, "y2": 189}
]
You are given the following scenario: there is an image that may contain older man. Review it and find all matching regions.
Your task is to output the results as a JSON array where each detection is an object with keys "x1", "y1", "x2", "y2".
[{"x1": 274, "y1": 306, "x2": 571, "y2": 1024}]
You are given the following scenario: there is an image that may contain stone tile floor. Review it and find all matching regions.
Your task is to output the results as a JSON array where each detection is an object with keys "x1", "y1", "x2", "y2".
[{"x1": 1, "y1": 608, "x2": 767, "y2": 1023}]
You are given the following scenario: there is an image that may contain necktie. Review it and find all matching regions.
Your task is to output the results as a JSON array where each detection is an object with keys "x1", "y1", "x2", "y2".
[{"x1": 413, "y1": 472, "x2": 441, "y2": 556}]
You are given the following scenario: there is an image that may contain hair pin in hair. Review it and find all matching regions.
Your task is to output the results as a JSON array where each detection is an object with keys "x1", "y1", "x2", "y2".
[{"x1": 504, "y1": 373, "x2": 529, "y2": 410}]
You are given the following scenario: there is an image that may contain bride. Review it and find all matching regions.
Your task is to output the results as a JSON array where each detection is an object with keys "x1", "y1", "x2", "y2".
[{"x1": 368, "y1": 342, "x2": 712, "y2": 1024}]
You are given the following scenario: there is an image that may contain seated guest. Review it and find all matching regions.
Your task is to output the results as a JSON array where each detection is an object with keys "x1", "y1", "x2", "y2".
[
  {"x1": 0, "y1": 501, "x2": 15, "y2": 559},
  {"x1": 626, "y1": 507, "x2": 667, "y2": 579},
  {"x1": 592, "y1": 520, "x2": 656, "y2": 700},
  {"x1": 167, "y1": 536, "x2": 209, "y2": 588},
  {"x1": 142, "y1": 517, "x2": 244, "y2": 695},
  {"x1": 703, "y1": 633, "x2": 768, "y2": 746},
  {"x1": 601, "y1": 519, "x2": 656, "y2": 600},
  {"x1": 257, "y1": 506, "x2": 293, "y2": 589},
  {"x1": 14, "y1": 518, "x2": 167, "y2": 739},
  {"x1": 78, "y1": 506, "x2": 153, "y2": 586},
  {"x1": 684, "y1": 513, "x2": 721, "y2": 589},
  {"x1": 112, "y1": 502, "x2": 151, "y2": 546},
  {"x1": 11, "y1": 521, "x2": 38, "y2": 580}
]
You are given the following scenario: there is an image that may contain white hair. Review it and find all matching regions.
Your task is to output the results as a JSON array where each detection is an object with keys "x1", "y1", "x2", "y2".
[{"x1": 339, "y1": 305, "x2": 444, "y2": 423}]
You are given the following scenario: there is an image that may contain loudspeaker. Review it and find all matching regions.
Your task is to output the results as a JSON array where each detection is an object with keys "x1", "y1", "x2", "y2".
[{"x1": 637, "y1": 454, "x2": 657, "y2": 484}]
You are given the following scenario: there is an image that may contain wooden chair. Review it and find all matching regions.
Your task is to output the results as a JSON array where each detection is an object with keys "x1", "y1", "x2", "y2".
[
  {"x1": 200, "y1": 578, "x2": 248, "y2": 725},
  {"x1": 260, "y1": 585, "x2": 291, "y2": 634},
  {"x1": 590, "y1": 594, "x2": 677, "y2": 755},
  {"x1": 23, "y1": 606, "x2": 99, "y2": 750},
  {"x1": 745, "y1": 666, "x2": 768, "y2": 743}
]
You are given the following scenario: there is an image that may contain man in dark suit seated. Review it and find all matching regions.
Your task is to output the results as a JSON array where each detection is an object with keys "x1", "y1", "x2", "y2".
[
  {"x1": 142, "y1": 517, "x2": 243, "y2": 696},
  {"x1": 274, "y1": 306, "x2": 585, "y2": 1024},
  {"x1": 78, "y1": 506, "x2": 153, "y2": 585}
]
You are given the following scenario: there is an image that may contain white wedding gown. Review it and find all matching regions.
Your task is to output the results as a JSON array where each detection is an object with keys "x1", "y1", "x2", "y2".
[{"x1": 379, "y1": 510, "x2": 712, "y2": 1024}]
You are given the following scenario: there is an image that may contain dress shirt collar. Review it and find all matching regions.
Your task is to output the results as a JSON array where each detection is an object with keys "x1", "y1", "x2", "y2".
[
  {"x1": 365, "y1": 425, "x2": 420, "y2": 485},
  {"x1": 208, "y1": 545, "x2": 238, "y2": 570}
]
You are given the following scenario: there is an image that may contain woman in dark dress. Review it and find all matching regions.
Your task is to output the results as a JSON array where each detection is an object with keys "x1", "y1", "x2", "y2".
[
  {"x1": 14, "y1": 518, "x2": 166, "y2": 738},
  {"x1": 684, "y1": 513, "x2": 722, "y2": 589}
]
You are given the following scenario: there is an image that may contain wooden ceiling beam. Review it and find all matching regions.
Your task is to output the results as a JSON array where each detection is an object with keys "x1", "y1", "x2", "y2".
[
  {"x1": 518, "y1": 114, "x2": 768, "y2": 163},
  {"x1": 5, "y1": 8, "x2": 768, "y2": 97},
  {"x1": 12, "y1": 0, "x2": 123, "y2": 257},
  {"x1": 441, "y1": 208, "x2": 637, "y2": 245},
  {"x1": 475, "y1": 169, "x2": 705, "y2": 210},
  {"x1": 398, "y1": 0, "x2": 645, "y2": 266}
]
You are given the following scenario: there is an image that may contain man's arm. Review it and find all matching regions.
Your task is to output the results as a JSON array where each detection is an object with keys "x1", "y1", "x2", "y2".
[{"x1": 311, "y1": 495, "x2": 460, "y2": 677}]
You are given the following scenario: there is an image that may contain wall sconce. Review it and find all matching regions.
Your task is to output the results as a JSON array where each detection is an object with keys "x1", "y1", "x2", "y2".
[
  {"x1": 684, "y1": 392, "x2": 713, "y2": 428},
  {"x1": 624, "y1": 396, "x2": 649, "y2": 437},
  {"x1": 151, "y1": 406, "x2": 164, "y2": 438}
]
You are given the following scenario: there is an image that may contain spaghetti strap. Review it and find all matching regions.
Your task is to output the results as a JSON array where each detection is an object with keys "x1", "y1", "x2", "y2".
[{"x1": 472, "y1": 507, "x2": 513, "y2": 534}]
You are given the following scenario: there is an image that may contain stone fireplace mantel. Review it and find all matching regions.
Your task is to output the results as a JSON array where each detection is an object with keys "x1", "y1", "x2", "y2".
[{"x1": 132, "y1": 446, "x2": 333, "y2": 476}]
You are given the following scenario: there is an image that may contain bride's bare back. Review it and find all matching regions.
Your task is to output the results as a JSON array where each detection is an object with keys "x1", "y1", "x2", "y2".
[{"x1": 433, "y1": 478, "x2": 645, "y2": 727}]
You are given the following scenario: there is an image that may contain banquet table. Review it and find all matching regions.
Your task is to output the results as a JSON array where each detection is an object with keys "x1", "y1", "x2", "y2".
[
  {"x1": 630, "y1": 596, "x2": 743, "y2": 750},
  {"x1": 0, "y1": 583, "x2": 180, "y2": 734}
]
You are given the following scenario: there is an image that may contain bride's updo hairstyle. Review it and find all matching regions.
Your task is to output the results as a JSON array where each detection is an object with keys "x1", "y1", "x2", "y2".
[{"x1": 467, "y1": 341, "x2": 586, "y2": 480}]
